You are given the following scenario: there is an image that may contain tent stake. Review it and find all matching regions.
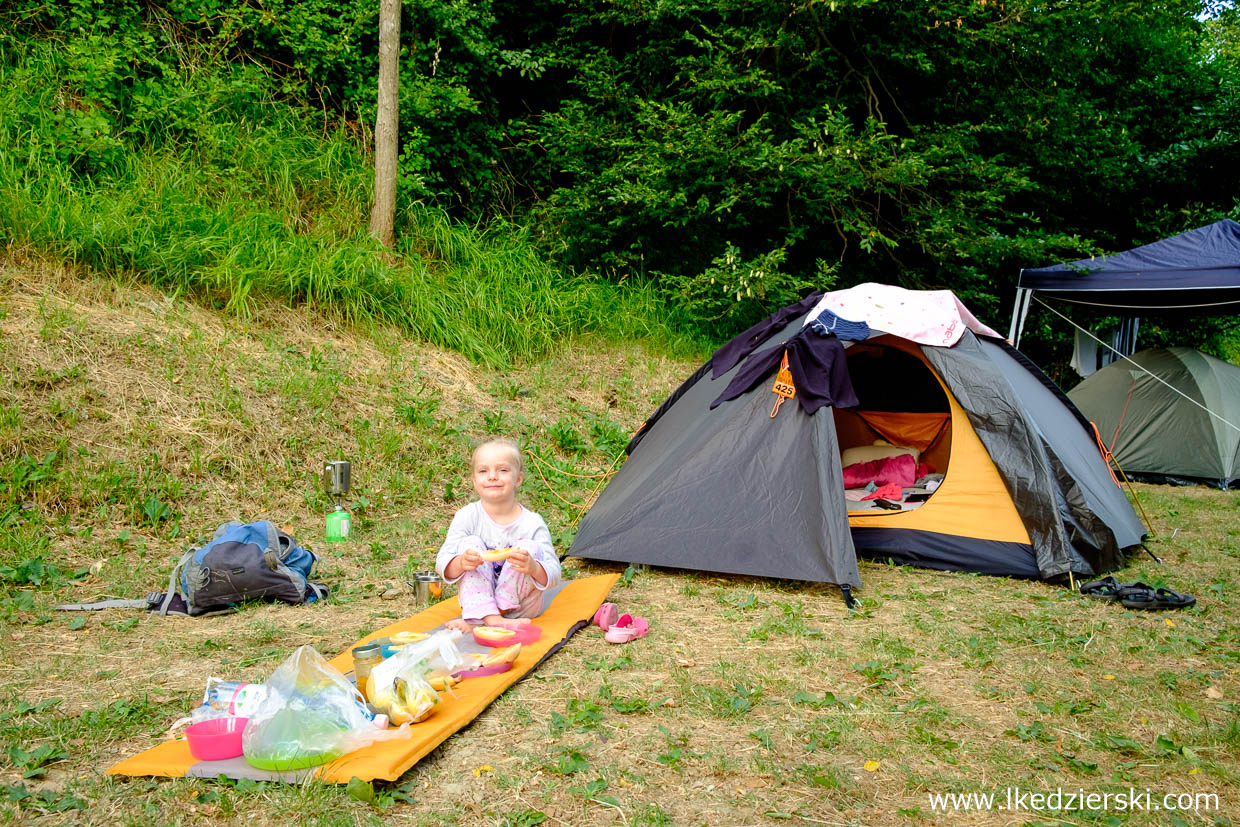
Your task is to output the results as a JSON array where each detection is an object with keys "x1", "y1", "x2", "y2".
[{"x1": 840, "y1": 584, "x2": 857, "y2": 610}]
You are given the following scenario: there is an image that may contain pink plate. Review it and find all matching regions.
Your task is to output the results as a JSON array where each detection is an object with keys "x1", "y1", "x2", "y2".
[
  {"x1": 453, "y1": 661, "x2": 514, "y2": 679},
  {"x1": 472, "y1": 624, "x2": 542, "y2": 647}
]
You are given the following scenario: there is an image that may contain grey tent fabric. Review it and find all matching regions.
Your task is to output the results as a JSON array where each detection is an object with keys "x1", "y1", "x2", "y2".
[
  {"x1": 1068, "y1": 347, "x2": 1240, "y2": 488},
  {"x1": 921, "y1": 333, "x2": 1081, "y2": 579},
  {"x1": 571, "y1": 313, "x2": 861, "y2": 587},
  {"x1": 977, "y1": 338, "x2": 1145, "y2": 567}
]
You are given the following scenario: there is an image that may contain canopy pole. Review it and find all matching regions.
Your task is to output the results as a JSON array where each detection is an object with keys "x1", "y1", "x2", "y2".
[{"x1": 1008, "y1": 286, "x2": 1032, "y2": 346}]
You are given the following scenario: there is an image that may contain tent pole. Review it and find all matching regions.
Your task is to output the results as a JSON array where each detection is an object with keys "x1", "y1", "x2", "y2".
[
  {"x1": 1110, "y1": 455, "x2": 1157, "y2": 540},
  {"x1": 1008, "y1": 286, "x2": 1031, "y2": 347}
]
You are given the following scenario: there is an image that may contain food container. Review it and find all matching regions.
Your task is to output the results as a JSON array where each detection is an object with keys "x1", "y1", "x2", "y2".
[
  {"x1": 351, "y1": 642, "x2": 384, "y2": 700},
  {"x1": 185, "y1": 716, "x2": 247, "y2": 761},
  {"x1": 454, "y1": 661, "x2": 513, "y2": 680},
  {"x1": 411, "y1": 571, "x2": 444, "y2": 607}
]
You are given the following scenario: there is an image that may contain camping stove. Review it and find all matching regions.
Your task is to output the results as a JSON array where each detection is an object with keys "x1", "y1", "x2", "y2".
[{"x1": 324, "y1": 460, "x2": 352, "y2": 542}]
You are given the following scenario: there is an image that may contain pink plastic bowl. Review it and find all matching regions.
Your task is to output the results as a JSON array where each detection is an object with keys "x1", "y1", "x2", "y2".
[{"x1": 185, "y1": 716, "x2": 248, "y2": 761}]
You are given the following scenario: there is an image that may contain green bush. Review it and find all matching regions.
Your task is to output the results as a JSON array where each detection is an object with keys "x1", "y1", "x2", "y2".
[{"x1": 0, "y1": 33, "x2": 688, "y2": 365}]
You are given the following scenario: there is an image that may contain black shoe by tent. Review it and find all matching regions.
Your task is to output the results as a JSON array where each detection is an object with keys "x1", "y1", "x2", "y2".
[{"x1": 570, "y1": 284, "x2": 1146, "y2": 590}]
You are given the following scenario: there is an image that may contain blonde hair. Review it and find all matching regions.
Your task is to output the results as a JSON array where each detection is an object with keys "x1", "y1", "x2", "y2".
[{"x1": 472, "y1": 437, "x2": 524, "y2": 474}]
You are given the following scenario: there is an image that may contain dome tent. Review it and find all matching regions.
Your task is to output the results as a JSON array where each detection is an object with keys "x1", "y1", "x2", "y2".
[
  {"x1": 570, "y1": 285, "x2": 1146, "y2": 592},
  {"x1": 1068, "y1": 347, "x2": 1240, "y2": 489}
]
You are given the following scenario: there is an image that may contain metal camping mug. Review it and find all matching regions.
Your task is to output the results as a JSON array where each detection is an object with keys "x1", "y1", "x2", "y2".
[
  {"x1": 323, "y1": 460, "x2": 350, "y2": 495},
  {"x1": 412, "y1": 571, "x2": 443, "y2": 607}
]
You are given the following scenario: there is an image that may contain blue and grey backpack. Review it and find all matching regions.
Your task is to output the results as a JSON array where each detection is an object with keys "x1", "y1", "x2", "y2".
[{"x1": 156, "y1": 521, "x2": 326, "y2": 616}]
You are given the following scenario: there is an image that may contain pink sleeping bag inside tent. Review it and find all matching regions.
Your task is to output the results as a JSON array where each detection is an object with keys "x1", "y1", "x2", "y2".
[{"x1": 841, "y1": 453, "x2": 916, "y2": 489}]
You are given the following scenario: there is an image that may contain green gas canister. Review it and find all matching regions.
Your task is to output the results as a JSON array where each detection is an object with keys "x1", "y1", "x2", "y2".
[{"x1": 326, "y1": 505, "x2": 351, "y2": 543}]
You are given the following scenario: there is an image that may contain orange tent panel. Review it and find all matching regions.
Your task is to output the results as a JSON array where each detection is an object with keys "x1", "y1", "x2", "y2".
[{"x1": 845, "y1": 339, "x2": 1031, "y2": 546}]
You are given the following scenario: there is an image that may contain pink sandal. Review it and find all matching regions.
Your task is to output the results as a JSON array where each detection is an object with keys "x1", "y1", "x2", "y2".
[
  {"x1": 593, "y1": 602, "x2": 619, "y2": 631},
  {"x1": 604, "y1": 613, "x2": 649, "y2": 644}
]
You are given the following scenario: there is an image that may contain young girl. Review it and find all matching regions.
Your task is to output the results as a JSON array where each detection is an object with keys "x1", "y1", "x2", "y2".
[{"x1": 437, "y1": 438, "x2": 560, "y2": 632}]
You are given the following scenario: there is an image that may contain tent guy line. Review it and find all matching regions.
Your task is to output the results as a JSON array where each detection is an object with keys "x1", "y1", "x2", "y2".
[{"x1": 1033, "y1": 295, "x2": 1240, "y2": 435}]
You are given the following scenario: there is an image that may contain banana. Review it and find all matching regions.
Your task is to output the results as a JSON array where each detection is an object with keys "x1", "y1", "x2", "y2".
[
  {"x1": 368, "y1": 673, "x2": 440, "y2": 724},
  {"x1": 394, "y1": 677, "x2": 438, "y2": 723},
  {"x1": 366, "y1": 674, "x2": 404, "y2": 723},
  {"x1": 366, "y1": 673, "x2": 382, "y2": 708}
]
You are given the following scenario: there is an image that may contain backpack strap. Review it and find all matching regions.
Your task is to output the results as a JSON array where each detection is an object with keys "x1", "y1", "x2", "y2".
[
  {"x1": 157, "y1": 550, "x2": 195, "y2": 616},
  {"x1": 263, "y1": 521, "x2": 282, "y2": 570}
]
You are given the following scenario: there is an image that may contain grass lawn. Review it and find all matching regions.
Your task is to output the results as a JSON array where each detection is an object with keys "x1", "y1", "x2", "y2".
[{"x1": 0, "y1": 260, "x2": 1236, "y2": 825}]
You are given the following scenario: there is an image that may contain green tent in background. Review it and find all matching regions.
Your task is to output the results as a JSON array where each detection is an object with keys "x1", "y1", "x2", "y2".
[{"x1": 1068, "y1": 347, "x2": 1240, "y2": 489}]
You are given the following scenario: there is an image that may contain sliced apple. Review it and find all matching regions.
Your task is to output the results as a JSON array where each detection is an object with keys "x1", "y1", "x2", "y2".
[
  {"x1": 480, "y1": 546, "x2": 515, "y2": 562},
  {"x1": 481, "y1": 643, "x2": 522, "y2": 667},
  {"x1": 473, "y1": 626, "x2": 517, "y2": 641},
  {"x1": 391, "y1": 631, "x2": 429, "y2": 644},
  {"x1": 428, "y1": 674, "x2": 460, "y2": 692}
]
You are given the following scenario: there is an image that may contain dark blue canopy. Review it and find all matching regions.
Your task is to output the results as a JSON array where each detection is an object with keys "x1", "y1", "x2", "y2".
[{"x1": 1019, "y1": 219, "x2": 1240, "y2": 312}]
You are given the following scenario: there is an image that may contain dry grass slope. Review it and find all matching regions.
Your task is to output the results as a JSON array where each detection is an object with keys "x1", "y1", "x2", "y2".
[{"x1": 0, "y1": 259, "x2": 1237, "y2": 825}]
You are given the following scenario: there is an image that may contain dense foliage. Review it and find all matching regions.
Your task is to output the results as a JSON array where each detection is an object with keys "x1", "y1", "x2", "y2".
[
  {"x1": 2, "y1": 0, "x2": 1238, "y2": 353},
  {"x1": 0, "y1": 5, "x2": 689, "y2": 366},
  {"x1": 493, "y1": 0, "x2": 1240, "y2": 336}
]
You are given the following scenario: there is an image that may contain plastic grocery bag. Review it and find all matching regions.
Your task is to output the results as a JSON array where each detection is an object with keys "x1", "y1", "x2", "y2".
[
  {"x1": 368, "y1": 670, "x2": 441, "y2": 725},
  {"x1": 368, "y1": 629, "x2": 465, "y2": 694},
  {"x1": 364, "y1": 630, "x2": 465, "y2": 726},
  {"x1": 242, "y1": 645, "x2": 409, "y2": 771}
]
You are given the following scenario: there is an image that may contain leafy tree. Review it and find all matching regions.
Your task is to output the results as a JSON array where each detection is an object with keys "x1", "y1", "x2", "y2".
[
  {"x1": 5, "y1": 0, "x2": 1238, "y2": 349},
  {"x1": 489, "y1": 0, "x2": 1239, "y2": 334}
]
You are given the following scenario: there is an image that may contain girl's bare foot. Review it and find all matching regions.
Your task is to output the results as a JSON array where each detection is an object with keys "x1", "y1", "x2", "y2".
[
  {"x1": 483, "y1": 614, "x2": 531, "y2": 630},
  {"x1": 445, "y1": 618, "x2": 477, "y2": 633}
]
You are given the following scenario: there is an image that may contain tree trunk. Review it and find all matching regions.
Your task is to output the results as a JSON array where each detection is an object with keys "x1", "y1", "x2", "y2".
[{"x1": 369, "y1": 0, "x2": 400, "y2": 248}]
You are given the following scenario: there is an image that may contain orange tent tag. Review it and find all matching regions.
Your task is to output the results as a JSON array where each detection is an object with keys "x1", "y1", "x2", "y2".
[
  {"x1": 771, "y1": 352, "x2": 795, "y2": 399},
  {"x1": 769, "y1": 351, "x2": 795, "y2": 418}
]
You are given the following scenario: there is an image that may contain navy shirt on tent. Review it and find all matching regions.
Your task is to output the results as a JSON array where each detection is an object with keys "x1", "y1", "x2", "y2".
[
  {"x1": 710, "y1": 292, "x2": 825, "y2": 378},
  {"x1": 710, "y1": 329, "x2": 859, "y2": 414}
]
